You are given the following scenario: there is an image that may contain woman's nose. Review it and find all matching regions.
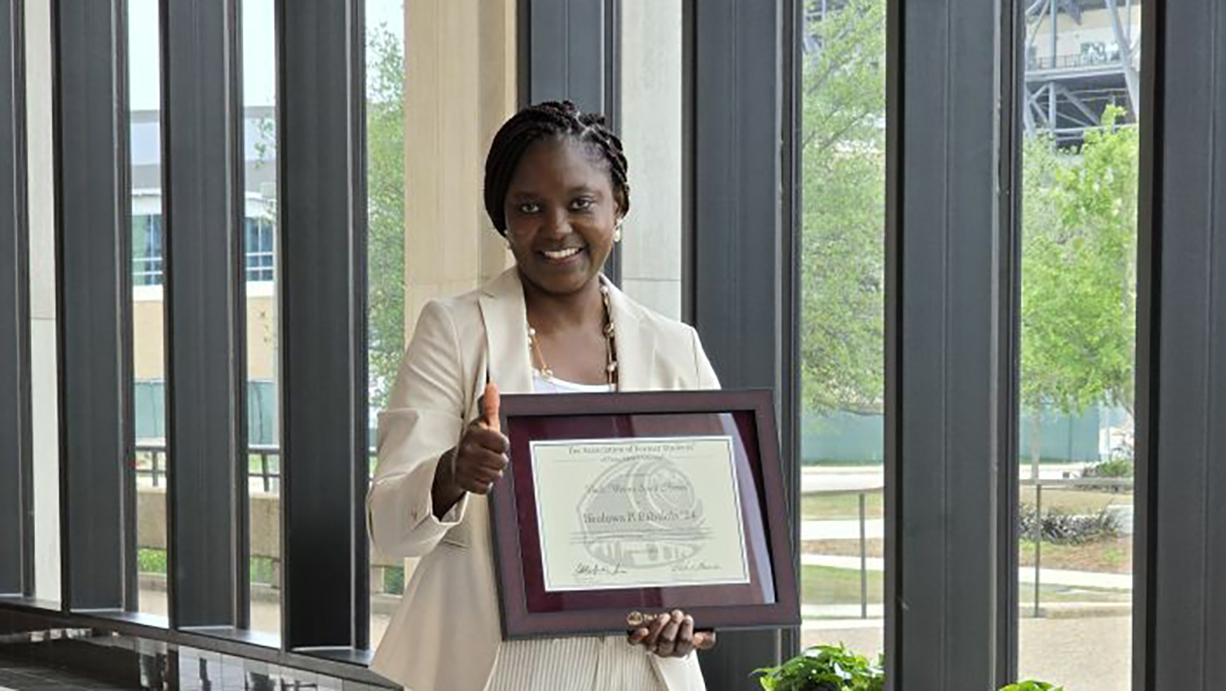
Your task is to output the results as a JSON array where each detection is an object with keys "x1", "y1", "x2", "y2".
[{"x1": 540, "y1": 208, "x2": 572, "y2": 237}]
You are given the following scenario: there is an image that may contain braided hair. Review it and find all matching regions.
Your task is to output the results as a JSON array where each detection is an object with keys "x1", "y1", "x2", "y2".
[{"x1": 484, "y1": 100, "x2": 630, "y2": 236}]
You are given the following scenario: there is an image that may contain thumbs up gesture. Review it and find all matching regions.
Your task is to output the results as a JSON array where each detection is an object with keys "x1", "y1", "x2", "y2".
[{"x1": 449, "y1": 383, "x2": 509, "y2": 496}]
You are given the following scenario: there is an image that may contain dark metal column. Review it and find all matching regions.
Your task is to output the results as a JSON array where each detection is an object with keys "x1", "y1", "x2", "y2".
[
  {"x1": 1134, "y1": 0, "x2": 1226, "y2": 686},
  {"x1": 51, "y1": 0, "x2": 134, "y2": 613},
  {"x1": 520, "y1": 0, "x2": 622, "y2": 282},
  {"x1": 688, "y1": 0, "x2": 798, "y2": 686},
  {"x1": 884, "y1": 0, "x2": 1005, "y2": 687},
  {"x1": 160, "y1": 0, "x2": 248, "y2": 630},
  {"x1": 0, "y1": 0, "x2": 32, "y2": 599},
  {"x1": 275, "y1": 0, "x2": 369, "y2": 651}
]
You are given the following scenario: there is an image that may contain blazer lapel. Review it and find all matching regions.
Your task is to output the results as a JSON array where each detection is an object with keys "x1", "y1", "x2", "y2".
[
  {"x1": 477, "y1": 268, "x2": 534, "y2": 396},
  {"x1": 605, "y1": 280, "x2": 656, "y2": 391}
]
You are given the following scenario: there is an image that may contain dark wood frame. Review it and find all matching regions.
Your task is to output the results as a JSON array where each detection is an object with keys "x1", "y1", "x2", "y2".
[{"x1": 491, "y1": 389, "x2": 799, "y2": 639}]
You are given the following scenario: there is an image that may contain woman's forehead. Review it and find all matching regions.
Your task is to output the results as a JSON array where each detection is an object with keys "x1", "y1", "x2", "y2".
[{"x1": 508, "y1": 137, "x2": 612, "y2": 191}]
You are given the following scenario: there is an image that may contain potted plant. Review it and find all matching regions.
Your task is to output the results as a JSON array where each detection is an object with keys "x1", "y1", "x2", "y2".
[
  {"x1": 754, "y1": 644, "x2": 884, "y2": 691},
  {"x1": 755, "y1": 644, "x2": 1065, "y2": 691}
]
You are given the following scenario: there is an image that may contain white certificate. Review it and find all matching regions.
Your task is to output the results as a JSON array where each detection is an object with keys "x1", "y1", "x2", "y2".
[{"x1": 529, "y1": 436, "x2": 751, "y2": 592}]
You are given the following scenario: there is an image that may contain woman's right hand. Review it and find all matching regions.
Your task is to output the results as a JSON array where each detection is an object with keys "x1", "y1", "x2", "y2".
[{"x1": 433, "y1": 383, "x2": 508, "y2": 517}]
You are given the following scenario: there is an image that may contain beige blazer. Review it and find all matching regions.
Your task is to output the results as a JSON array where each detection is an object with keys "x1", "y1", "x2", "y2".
[{"x1": 368, "y1": 268, "x2": 721, "y2": 691}]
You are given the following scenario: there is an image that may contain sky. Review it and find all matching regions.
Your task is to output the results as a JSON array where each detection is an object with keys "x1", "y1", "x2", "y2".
[{"x1": 127, "y1": 0, "x2": 404, "y2": 111}]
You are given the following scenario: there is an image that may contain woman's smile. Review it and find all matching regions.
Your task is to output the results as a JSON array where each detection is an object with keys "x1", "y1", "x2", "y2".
[{"x1": 538, "y1": 246, "x2": 586, "y2": 263}]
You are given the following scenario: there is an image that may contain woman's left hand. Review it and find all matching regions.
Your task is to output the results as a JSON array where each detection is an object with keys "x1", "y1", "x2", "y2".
[{"x1": 628, "y1": 610, "x2": 716, "y2": 658}]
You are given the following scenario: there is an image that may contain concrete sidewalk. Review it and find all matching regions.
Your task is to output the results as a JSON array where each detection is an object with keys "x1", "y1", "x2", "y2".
[{"x1": 801, "y1": 553, "x2": 1132, "y2": 590}]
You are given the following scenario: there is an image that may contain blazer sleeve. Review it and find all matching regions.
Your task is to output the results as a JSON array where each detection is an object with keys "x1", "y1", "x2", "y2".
[
  {"x1": 689, "y1": 325, "x2": 722, "y2": 390},
  {"x1": 367, "y1": 300, "x2": 472, "y2": 558}
]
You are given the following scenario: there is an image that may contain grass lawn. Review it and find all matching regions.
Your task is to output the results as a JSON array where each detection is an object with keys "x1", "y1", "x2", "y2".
[
  {"x1": 1019, "y1": 537, "x2": 1132, "y2": 574},
  {"x1": 802, "y1": 492, "x2": 884, "y2": 521},
  {"x1": 801, "y1": 488, "x2": 1131, "y2": 522},
  {"x1": 805, "y1": 535, "x2": 1133, "y2": 575},
  {"x1": 802, "y1": 565, "x2": 884, "y2": 605},
  {"x1": 801, "y1": 564, "x2": 1129, "y2": 611},
  {"x1": 1019, "y1": 487, "x2": 1132, "y2": 513}
]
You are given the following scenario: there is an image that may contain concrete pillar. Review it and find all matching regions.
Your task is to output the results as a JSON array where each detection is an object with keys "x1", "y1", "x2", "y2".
[
  {"x1": 24, "y1": 0, "x2": 61, "y2": 605},
  {"x1": 402, "y1": 0, "x2": 516, "y2": 343},
  {"x1": 618, "y1": 0, "x2": 684, "y2": 320}
]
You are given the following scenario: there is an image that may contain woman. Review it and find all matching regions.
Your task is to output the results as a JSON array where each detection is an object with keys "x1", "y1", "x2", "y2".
[{"x1": 368, "y1": 101, "x2": 718, "y2": 691}]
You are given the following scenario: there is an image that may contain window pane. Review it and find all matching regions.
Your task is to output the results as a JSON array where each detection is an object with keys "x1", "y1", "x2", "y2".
[
  {"x1": 365, "y1": 0, "x2": 405, "y2": 650},
  {"x1": 799, "y1": 0, "x2": 886, "y2": 659},
  {"x1": 1017, "y1": 1, "x2": 1141, "y2": 687},
  {"x1": 242, "y1": 0, "x2": 281, "y2": 638},
  {"x1": 129, "y1": 0, "x2": 168, "y2": 622}
]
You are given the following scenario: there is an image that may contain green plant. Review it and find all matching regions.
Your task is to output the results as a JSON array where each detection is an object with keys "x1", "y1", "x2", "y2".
[
  {"x1": 1000, "y1": 682, "x2": 1065, "y2": 691},
  {"x1": 1018, "y1": 503, "x2": 1122, "y2": 544},
  {"x1": 1085, "y1": 456, "x2": 1134, "y2": 479},
  {"x1": 138, "y1": 548, "x2": 167, "y2": 575},
  {"x1": 754, "y1": 644, "x2": 884, "y2": 691}
]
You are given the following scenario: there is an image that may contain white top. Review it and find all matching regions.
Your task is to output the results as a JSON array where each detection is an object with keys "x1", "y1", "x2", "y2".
[{"x1": 483, "y1": 371, "x2": 666, "y2": 691}]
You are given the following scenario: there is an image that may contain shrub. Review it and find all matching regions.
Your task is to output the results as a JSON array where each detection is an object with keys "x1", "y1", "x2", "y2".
[
  {"x1": 1000, "y1": 682, "x2": 1064, "y2": 691},
  {"x1": 754, "y1": 644, "x2": 884, "y2": 691},
  {"x1": 1018, "y1": 503, "x2": 1122, "y2": 544}
]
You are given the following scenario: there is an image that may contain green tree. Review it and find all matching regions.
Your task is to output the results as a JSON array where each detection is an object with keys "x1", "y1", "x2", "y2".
[
  {"x1": 800, "y1": 0, "x2": 887, "y2": 416},
  {"x1": 1020, "y1": 108, "x2": 1138, "y2": 464},
  {"x1": 366, "y1": 25, "x2": 406, "y2": 411}
]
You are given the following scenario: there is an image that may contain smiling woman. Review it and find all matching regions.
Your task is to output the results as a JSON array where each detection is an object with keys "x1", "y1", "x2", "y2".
[{"x1": 366, "y1": 101, "x2": 719, "y2": 691}]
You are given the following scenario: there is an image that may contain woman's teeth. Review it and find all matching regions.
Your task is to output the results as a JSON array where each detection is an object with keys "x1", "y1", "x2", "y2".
[{"x1": 542, "y1": 247, "x2": 582, "y2": 259}]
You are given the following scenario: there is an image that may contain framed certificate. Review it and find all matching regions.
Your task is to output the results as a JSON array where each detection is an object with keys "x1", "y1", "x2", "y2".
[{"x1": 491, "y1": 389, "x2": 800, "y2": 639}]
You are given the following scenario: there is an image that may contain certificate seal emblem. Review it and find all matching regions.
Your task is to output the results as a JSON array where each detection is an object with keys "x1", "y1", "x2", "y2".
[{"x1": 576, "y1": 450, "x2": 710, "y2": 570}]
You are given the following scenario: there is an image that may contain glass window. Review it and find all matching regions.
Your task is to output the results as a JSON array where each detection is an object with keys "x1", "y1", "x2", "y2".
[
  {"x1": 799, "y1": 0, "x2": 887, "y2": 659},
  {"x1": 244, "y1": 217, "x2": 275, "y2": 282},
  {"x1": 132, "y1": 214, "x2": 163, "y2": 286},
  {"x1": 365, "y1": 0, "x2": 405, "y2": 650},
  {"x1": 1016, "y1": 1, "x2": 1141, "y2": 687},
  {"x1": 128, "y1": 0, "x2": 169, "y2": 622},
  {"x1": 242, "y1": 0, "x2": 282, "y2": 638}
]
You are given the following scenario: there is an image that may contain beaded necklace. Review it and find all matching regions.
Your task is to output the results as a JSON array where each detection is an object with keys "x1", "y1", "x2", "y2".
[{"x1": 527, "y1": 284, "x2": 618, "y2": 391}]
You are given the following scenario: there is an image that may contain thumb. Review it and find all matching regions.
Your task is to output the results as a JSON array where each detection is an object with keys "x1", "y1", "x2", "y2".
[{"x1": 481, "y1": 382, "x2": 501, "y2": 432}]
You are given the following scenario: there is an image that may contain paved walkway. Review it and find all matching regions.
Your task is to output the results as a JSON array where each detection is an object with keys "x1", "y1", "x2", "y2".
[{"x1": 801, "y1": 553, "x2": 1132, "y2": 590}]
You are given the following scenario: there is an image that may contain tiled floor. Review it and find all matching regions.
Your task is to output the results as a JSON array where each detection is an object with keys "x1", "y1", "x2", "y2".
[
  {"x1": 0, "y1": 634, "x2": 393, "y2": 691},
  {"x1": 0, "y1": 654, "x2": 135, "y2": 690}
]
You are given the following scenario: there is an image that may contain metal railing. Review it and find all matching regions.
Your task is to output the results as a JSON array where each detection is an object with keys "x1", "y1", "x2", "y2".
[
  {"x1": 133, "y1": 444, "x2": 378, "y2": 493},
  {"x1": 1020, "y1": 475, "x2": 1133, "y2": 617},
  {"x1": 805, "y1": 473, "x2": 1135, "y2": 620}
]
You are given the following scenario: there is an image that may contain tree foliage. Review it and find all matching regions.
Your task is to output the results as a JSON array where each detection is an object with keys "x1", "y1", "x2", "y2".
[
  {"x1": 366, "y1": 25, "x2": 406, "y2": 410},
  {"x1": 800, "y1": 0, "x2": 887, "y2": 416},
  {"x1": 800, "y1": 0, "x2": 1138, "y2": 439},
  {"x1": 1020, "y1": 108, "x2": 1138, "y2": 420}
]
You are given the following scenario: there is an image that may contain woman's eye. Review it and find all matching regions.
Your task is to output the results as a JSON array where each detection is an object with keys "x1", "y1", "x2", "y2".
[
  {"x1": 571, "y1": 198, "x2": 594, "y2": 211},
  {"x1": 518, "y1": 202, "x2": 541, "y2": 214}
]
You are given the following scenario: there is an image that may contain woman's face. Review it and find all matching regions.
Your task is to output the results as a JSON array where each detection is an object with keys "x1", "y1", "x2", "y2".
[{"x1": 503, "y1": 137, "x2": 620, "y2": 297}]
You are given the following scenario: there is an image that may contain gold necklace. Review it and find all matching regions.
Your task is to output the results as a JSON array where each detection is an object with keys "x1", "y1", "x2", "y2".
[{"x1": 527, "y1": 284, "x2": 619, "y2": 390}]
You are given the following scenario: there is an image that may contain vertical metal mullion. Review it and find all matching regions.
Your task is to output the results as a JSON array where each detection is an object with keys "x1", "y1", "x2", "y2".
[
  {"x1": 689, "y1": 0, "x2": 790, "y2": 686},
  {"x1": 1135, "y1": 0, "x2": 1226, "y2": 686},
  {"x1": 884, "y1": 0, "x2": 1004, "y2": 687},
  {"x1": 1132, "y1": 0, "x2": 1159, "y2": 685},
  {"x1": 160, "y1": 0, "x2": 246, "y2": 630},
  {"x1": 779, "y1": 0, "x2": 803, "y2": 661},
  {"x1": 51, "y1": 0, "x2": 133, "y2": 614},
  {"x1": 996, "y1": 0, "x2": 1024, "y2": 683},
  {"x1": 0, "y1": 0, "x2": 32, "y2": 599},
  {"x1": 276, "y1": 0, "x2": 368, "y2": 651}
]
